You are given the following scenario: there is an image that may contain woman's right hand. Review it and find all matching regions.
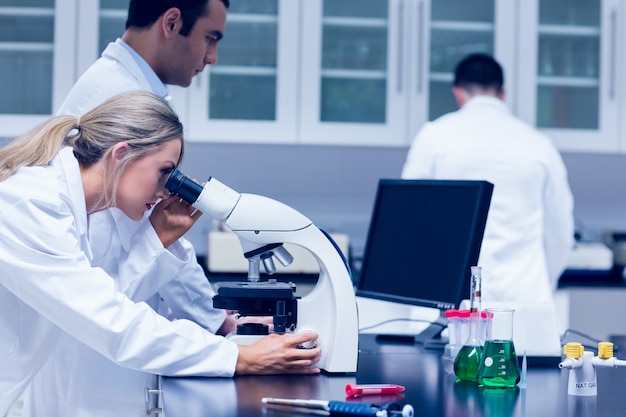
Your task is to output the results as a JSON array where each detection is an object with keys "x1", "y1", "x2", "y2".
[{"x1": 234, "y1": 332, "x2": 321, "y2": 375}]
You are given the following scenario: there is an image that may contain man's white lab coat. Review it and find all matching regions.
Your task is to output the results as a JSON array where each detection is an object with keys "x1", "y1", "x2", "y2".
[
  {"x1": 23, "y1": 40, "x2": 231, "y2": 417},
  {"x1": 0, "y1": 148, "x2": 238, "y2": 417},
  {"x1": 401, "y1": 96, "x2": 575, "y2": 304}
]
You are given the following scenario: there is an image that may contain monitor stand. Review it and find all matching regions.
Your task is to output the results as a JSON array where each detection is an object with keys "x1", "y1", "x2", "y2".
[{"x1": 375, "y1": 310, "x2": 448, "y2": 350}]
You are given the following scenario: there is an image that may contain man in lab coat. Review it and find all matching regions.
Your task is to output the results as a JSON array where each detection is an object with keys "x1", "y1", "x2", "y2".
[
  {"x1": 23, "y1": 1, "x2": 312, "y2": 416},
  {"x1": 401, "y1": 53, "x2": 575, "y2": 307}
]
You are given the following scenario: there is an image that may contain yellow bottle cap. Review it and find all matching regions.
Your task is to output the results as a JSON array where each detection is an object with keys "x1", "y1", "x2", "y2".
[
  {"x1": 563, "y1": 342, "x2": 584, "y2": 359},
  {"x1": 597, "y1": 342, "x2": 614, "y2": 359}
]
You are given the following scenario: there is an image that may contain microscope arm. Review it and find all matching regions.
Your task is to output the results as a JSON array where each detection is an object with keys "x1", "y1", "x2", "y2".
[{"x1": 177, "y1": 176, "x2": 310, "y2": 277}]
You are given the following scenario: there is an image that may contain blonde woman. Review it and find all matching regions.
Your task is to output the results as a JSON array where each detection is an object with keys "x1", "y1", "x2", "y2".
[{"x1": 0, "y1": 91, "x2": 320, "y2": 416}]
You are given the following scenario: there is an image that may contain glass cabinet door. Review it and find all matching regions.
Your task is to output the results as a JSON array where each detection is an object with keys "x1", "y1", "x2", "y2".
[
  {"x1": 80, "y1": 0, "x2": 298, "y2": 144},
  {"x1": 207, "y1": 0, "x2": 279, "y2": 122},
  {"x1": 74, "y1": 0, "x2": 126, "y2": 80},
  {"x1": 0, "y1": 0, "x2": 54, "y2": 115},
  {"x1": 186, "y1": 0, "x2": 299, "y2": 143},
  {"x1": 427, "y1": 0, "x2": 497, "y2": 121},
  {"x1": 408, "y1": 0, "x2": 516, "y2": 142},
  {"x1": 98, "y1": 0, "x2": 127, "y2": 53},
  {"x1": 0, "y1": 0, "x2": 76, "y2": 136},
  {"x1": 518, "y1": 0, "x2": 619, "y2": 152},
  {"x1": 536, "y1": 0, "x2": 601, "y2": 130},
  {"x1": 299, "y1": 0, "x2": 407, "y2": 146},
  {"x1": 315, "y1": 0, "x2": 389, "y2": 125}
]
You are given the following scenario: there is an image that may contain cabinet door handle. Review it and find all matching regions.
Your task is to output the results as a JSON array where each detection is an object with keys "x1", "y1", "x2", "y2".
[
  {"x1": 609, "y1": 8, "x2": 617, "y2": 100},
  {"x1": 397, "y1": 0, "x2": 405, "y2": 93},
  {"x1": 416, "y1": 0, "x2": 425, "y2": 94}
]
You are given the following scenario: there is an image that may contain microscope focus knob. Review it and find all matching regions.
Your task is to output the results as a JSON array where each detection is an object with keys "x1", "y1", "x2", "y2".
[{"x1": 297, "y1": 328, "x2": 318, "y2": 349}]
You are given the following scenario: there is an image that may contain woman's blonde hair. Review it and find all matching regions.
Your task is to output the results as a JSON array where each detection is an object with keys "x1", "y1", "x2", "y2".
[{"x1": 0, "y1": 91, "x2": 184, "y2": 208}]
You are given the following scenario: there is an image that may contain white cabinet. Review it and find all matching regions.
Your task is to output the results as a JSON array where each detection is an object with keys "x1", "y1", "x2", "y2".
[
  {"x1": 408, "y1": 0, "x2": 517, "y2": 139},
  {"x1": 298, "y1": 0, "x2": 406, "y2": 146},
  {"x1": 517, "y1": 0, "x2": 619, "y2": 153},
  {"x1": 74, "y1": 0, "x2": 128, "y2": 79},
  {"x1": 409, "y1": 0, "x2": 618, "y2": 153},
  {"x1": 2, "y1": 0, "x2": 621, "y2": 152},
  {"x1": 184, "y1": 0, "x2": 517, "y2": 146},
  {"x1": 0, "y1": 0, "x2": 77, "y2": 136},
  {"x1": 186, "y1": 0, "x2": 408, "y2": 146},
  {"x1": 185, "y1": 0, "x2": 300, "y2": 144}
]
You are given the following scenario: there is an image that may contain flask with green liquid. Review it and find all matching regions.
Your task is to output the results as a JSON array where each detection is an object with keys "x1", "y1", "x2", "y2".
[
  {"x1": 453, "y1": 266, "x2": 483, "y2": 382},
  {"x1": 477, "y1": 308, "x2": 520, "y2": 388}
]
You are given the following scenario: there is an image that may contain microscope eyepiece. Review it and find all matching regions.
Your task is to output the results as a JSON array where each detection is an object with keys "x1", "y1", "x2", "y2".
[{"x1": 164, "y1": 168, "x2": 204, "y2": 204}]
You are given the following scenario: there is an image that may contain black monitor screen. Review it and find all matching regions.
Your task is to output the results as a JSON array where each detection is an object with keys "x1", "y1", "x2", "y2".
[{"x1": 356, "y1": 179, "x2": 493, "y2": 311}]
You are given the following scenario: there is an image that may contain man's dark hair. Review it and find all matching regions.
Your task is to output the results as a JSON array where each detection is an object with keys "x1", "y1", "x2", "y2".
[
  {"x1": 126, "y1": 0, "x2": 230, "y2": 37},
  {"x1": 453, "y1": 53, "x2": 504, "y2": 94}
]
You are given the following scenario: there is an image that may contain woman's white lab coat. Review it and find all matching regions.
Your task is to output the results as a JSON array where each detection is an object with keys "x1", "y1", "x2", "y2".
[
  {"x1": 22, "y1": 40, "x2": 231, "y2": 416},
  {"x1": 0, "y1": 148, "x2": 239, "y2": 416}
]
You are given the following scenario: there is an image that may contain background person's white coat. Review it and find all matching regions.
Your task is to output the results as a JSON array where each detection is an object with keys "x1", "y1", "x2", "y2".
[{"x1": 402, "y1": 96, "x2": 575, "y2": 305}]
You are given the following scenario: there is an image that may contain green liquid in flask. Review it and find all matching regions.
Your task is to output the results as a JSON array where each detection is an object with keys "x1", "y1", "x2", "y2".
[
  {"x1": 454, "y1": 344, "x2": 483, "y2": 382},
  {"x1": 477, "y1": 340, "x2": 520, "y2": 388}
]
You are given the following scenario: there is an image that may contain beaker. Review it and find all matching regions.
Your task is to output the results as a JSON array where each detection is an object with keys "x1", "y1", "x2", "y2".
[{"x1": 477, "y1": 308, "x2": 520, "y2": 388}]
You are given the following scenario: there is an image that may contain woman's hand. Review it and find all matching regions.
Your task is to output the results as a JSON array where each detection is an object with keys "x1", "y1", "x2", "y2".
[
  {"x1": 149, "y1": 196, "x2": 202, "y2": 247},
  {"x1": 235, "y1": 332, "x2": 321, "y2": 375}
]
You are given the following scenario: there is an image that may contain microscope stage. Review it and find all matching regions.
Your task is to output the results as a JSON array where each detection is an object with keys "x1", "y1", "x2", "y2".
[{"x1": 214, "y1": 280, "x2": 297, "y2": 299}]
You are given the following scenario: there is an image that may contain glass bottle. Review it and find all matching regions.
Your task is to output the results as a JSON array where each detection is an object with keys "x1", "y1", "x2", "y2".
[{"x1": 453, "y1": 266, "x2": 483, "y2": 382}]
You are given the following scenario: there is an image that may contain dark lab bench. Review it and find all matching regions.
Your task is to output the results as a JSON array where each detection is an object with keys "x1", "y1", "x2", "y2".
[
  {"x1": 559, "y1": 266, "x2": 625, "y2": 288},
  {"x1": 159, "y1": 334, "x2": 626, "y2": 417}
]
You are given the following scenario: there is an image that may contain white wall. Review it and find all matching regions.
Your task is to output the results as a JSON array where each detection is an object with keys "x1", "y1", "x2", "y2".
[{"x1": 178, "y1": 141, "x2": 626, "y2": 259}]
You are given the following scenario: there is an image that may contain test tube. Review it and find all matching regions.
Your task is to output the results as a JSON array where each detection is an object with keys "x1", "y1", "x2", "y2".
[
  {"x1": 445, "y1": 309, "x2": 460, "y2": 349},
  {"x1": 457, "y1": 310, "x2": 471, "y2": 346}
]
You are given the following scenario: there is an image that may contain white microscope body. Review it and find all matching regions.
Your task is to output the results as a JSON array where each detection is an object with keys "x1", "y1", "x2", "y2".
[{"x1": 165, "y1": 171, "x2": 359, "y2": 373}]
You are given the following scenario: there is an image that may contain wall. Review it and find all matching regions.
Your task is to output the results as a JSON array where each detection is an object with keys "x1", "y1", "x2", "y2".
[
  {"x1": 4, "y1": 136, "x2": 624, "y2": 258},
  {"x1": 562, "y1": 152, "x2": 626, "y2": 240},
  {"x1": 178, "y1": 141, "x2": 626, "y2": 258},
  {"x1": 179, "y1": 142, "x2": 402, "y2": 259}
]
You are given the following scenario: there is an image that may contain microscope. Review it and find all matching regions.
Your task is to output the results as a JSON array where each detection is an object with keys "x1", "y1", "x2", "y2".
[{"x1": 165, "y1": 170, "x2": 358, "y2": 373}]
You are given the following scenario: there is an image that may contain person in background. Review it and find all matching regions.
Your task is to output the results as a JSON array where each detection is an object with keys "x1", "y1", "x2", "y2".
[
  {"x1": 22, "y1": 2, "x2": 312, "y2": 416},
  {"x1": 56, "y1": 0, "x2": 238, "y2": 333},
  {"x1": 0, "y1": 92, "x2": 321, "y2": 417},
  {"x1": 401, "y1": 53, "x2": 574, "y2": 306}
]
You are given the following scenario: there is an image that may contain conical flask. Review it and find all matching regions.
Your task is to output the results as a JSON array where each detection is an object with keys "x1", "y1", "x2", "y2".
[
  {"x1": 477, "y1": 308, "x2": 520, "y2": 388},
  {"x1": 453, "y1": 266, "x2": 483, "y2": 382}
]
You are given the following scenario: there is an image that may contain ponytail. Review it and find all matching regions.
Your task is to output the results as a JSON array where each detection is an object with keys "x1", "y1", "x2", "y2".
[
  {"x1": 0, "y1": 116, "x2": 78, "y2": 181},
  {"x1": 0, "y1": 91, "x2": 183, "y2": 186}
]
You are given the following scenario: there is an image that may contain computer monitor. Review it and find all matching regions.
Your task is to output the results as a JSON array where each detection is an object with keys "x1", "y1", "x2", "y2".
[{"x1": 355, "y1": 179, "x2": 493, "y2": 345}]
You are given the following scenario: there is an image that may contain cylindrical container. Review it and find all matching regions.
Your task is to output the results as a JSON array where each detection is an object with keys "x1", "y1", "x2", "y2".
[
  {"x1": 443, "y1": 309, "x2": 460, "y2": 375},
  {"x1": 477, "y1": 308, "x2": 520, "y2": 388},
  {"x1": 445, "y1": 309, "x2": 460, "y2": 349},
  {"x1": 481, "y1": 310, "x2": 493, "y2": 343},
  {"x1": 457, "y1": 310, "x2": 471, "y2": 348}
]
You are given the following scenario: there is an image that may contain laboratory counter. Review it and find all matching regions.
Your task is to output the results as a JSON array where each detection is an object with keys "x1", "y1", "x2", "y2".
[
  {"x1": 159, "y1": 334, "x2": 626, "y2": 417},
  {"x1": 558, "y1": 266, "x2": 626, "y2": 288},
  {"x1": 198, "y1": 256, "x2": 626, "y2": 289}
]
